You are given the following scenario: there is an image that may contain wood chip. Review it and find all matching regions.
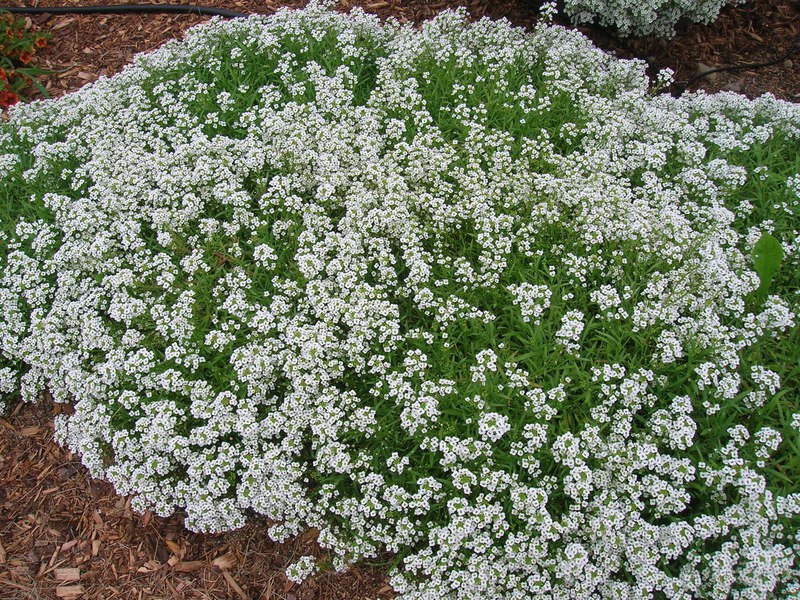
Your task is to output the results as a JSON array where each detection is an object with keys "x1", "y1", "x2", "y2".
[
  {"x1": 172, "y1": 560, "x2": 206, "y2": 573},
  {"x1": 212, "y1": 552, "x2": 237, "y2": 570},
  {"x1": 165, "y1": 539, "x2": 183, "y2": 557},
  {"x1": 222, "y1": 570, "x2": 248, "y2": 600},
  {"x1": 54, "y1": 568, "x2": 81, "y2": 582},
  {"x1": 55, "y1": 584, "x2": 84, "y2": 599},
  {"x1": 91, "y1": 511, "x2": 104, "y2": 528},
  {"x1": 299, "y1": 527, "x2": 319, "y2": 545},
  {"x1": 283, "y1": 577, "x2": 295, "y2": 594},
  {"x1": 60, "y1": 540, "x2": 78, "y2": 553},
  {"x1": 0, "y1": 540, "x2": 5, "y2": 563},
  {"x1": 51, "y1": 18, "x2": 75, "y2": 31},
  {"x1": 91, "y1": 539, "x2": 101, "y2": 557}
]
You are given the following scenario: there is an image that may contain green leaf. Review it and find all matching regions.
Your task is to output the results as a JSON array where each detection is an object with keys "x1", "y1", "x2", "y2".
[{"x1": 752, "y1": 232, "x2": 784, "y2": 296}]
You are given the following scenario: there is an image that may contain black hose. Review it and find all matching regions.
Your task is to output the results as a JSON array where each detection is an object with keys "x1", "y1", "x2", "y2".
[
  {"x1": 2, "y1": 4, "x2": 248, "y2": 19},
  {"x1": 671, "y1": 27, "x2": 800, "y2": 96}
]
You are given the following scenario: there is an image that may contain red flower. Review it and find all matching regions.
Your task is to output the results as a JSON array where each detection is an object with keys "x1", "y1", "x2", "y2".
[
  {"x1": 18, "y1": 51, "x2": 32, "y2": 65},
  {"x1": 0, "y1": 89, "x2": 18, "y2": 110}
]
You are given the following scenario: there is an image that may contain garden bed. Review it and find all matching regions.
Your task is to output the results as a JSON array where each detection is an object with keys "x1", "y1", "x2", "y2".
[{"x1": 1, "y1": 1, "x2": 799, "y2": 599}]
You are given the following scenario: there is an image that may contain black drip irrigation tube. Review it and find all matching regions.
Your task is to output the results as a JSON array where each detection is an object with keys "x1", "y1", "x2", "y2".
[
  {"x1": 3, "y1": 3, "x2": 799, "y2": 97},
  {"x1": 671, "y1": 27, "x2": 800, "y2": 97},
  {"x1": 3, "y1": 4, "x2": 248, "y2": 19}
]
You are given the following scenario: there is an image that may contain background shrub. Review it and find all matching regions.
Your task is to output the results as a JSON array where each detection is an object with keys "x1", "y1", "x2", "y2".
[{"x1": 562, "y1": 0, "x2": 747, "y2": 37}]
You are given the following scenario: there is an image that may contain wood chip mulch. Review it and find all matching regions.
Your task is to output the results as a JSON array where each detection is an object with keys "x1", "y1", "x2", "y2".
[{"x1": 1, "y1": 1, "x2": 799, "y2": 599}]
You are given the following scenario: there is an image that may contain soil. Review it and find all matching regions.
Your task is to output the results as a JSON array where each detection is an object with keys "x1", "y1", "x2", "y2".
[{"x1": 1, "y1": 1, "x2": 799, "y2": 599}]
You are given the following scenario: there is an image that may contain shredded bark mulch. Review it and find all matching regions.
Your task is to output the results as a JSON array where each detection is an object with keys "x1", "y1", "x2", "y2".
[{"x1": 1, "y1": 1, "x2": 799, "y2": 599}]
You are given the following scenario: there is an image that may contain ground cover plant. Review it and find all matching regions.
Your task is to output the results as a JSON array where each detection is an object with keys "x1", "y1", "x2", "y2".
[
  {"x1": 0, "y1": 1, "x2": 799, "y2": 597},
  {"x1": 561, "y1": 0, "x2": 749, "y2": 37}
]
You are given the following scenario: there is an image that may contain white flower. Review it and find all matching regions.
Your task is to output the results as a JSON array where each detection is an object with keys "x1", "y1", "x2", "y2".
[
  {"x1": 477, "y1": 412, "x2": 511, "y2": 443},
  {"x1": 286, "y1": 555, "x2": 317, "y2": 584}
]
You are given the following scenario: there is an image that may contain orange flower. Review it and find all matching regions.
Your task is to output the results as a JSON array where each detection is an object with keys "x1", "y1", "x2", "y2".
[
  {"x1": 19, "y1": 51, "x2": 32, "y2": 65},
  {"x1": 35, "y1": 36, "x2": 47, "y2": 49}
]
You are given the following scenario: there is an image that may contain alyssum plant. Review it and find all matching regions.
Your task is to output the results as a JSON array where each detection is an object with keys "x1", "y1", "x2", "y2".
[
  {"x1": 561, "y1": 0, "x2": 748, "y2": 37},
  {"x1": 0, "y1": 2, "x2": 798, "y2": 597}
]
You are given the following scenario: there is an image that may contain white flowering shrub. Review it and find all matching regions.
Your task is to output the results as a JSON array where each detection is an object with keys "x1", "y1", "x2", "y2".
[
  {"x1": 1, "y1": 2, "x2": 799, "y2": 597},
  {"x1": 562, "y1": 0, "x2": 748, "y2": 37}
]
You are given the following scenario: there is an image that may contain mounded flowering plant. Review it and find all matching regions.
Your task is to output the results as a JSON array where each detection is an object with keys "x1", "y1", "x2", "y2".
[
  {"x1": 1, "y1": 1, "x2": 799, "y2": 597},
  {"x1": 561, "y1": 0, "x2": 748, "y2": 37}
]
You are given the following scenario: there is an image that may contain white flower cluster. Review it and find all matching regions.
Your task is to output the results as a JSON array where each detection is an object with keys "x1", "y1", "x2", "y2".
[
  {"x1": 562, "y1": 0, "x2": 748, "y2": 37},
  {"x1": 0, "y1": 2, "x2": 798, "y2": 597},
  {"x1": 508, "y1": 282, "x2": 551, "y2": 325},
  {"x1": 286, "y1": 555, "x2": 317, "y2": 583}
]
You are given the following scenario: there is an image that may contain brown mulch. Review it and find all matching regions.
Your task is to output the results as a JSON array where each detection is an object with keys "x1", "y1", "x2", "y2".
[{"x1": 1, "y1": 1, "x2": 799, "y2": 599}]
